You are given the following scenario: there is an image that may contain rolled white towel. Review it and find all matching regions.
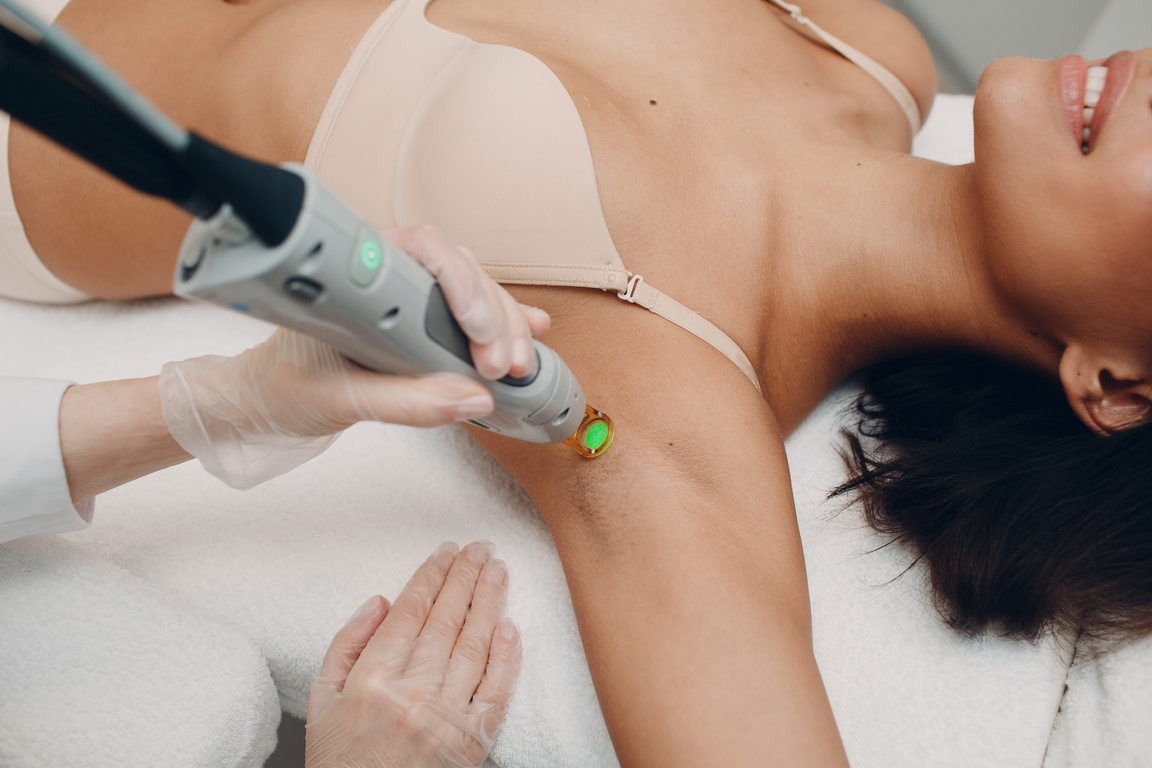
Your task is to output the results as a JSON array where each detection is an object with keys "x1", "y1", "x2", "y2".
[{"x1": 0, "y1": 535, "x2": 280, "y2": 768}]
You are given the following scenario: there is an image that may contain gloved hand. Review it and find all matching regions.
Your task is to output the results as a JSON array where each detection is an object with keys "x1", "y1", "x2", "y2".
[
  {"x1": 158, "y1": 226, "x2": 549, "y2": 489},
  {"x1": 306, "y1": 542, "x2": 522, "y2": 768}
]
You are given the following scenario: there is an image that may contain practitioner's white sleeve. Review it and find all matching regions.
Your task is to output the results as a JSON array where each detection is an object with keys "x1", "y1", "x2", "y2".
[{"x1": 0, "y1": 377, "x2": 93, "y2": 544}]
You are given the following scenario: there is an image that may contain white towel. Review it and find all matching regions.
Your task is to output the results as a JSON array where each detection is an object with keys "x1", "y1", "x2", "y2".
[
  {"x1": 790, "y1": 389, "x2": 1071, "y2": 766},
  {"x1": 913, "y1": 93, "x2": 977, "y2": 165},
  {"x1": 0, "y1": 535, "x2": 279, "y2": 768},
  {"x1": 0, "y1": 275, "x2": 1067, "y2": 768},
  {"x1": 1042, "y1": 634, "x2": 1152, "y2": 767}
]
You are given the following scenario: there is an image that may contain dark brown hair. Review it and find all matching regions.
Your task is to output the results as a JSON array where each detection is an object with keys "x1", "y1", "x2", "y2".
[{"x1": 834, "y1": 353, "x2": 1152, "y2": 649}]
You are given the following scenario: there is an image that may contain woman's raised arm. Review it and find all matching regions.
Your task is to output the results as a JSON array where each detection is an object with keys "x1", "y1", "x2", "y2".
[{"x1": 472, "y1": 286, "x2": 850, "y2": 768}]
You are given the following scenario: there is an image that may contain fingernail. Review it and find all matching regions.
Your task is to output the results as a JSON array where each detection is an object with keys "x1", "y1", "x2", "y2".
[
  {"x1": 466, "y1": 541, "x2": 493, "y2": 565},
  {"x1": 531, "y1": 311, "x2": 551, "y2": 334},
  {"x1": 454, "y1": 395, "x2": 493, "y2": 421},
  {"x1": 488, "y1": 337, "x2": 511, "y2": 377},
  {"x1": 432, "y1": 541, "x2": 460, "y2": 561},
  {"x1": 349, "y1": 595, "x2": 382, "y2": 623},
  {"x1": 484, "y1": 559, "x2": 508, "y2": 585},
  {"x1": 497, "y1": 619, "x2": 520, "y2": 642},
  {"x1": 512, "y1": 338, "x2": 534, "y2": 372}
]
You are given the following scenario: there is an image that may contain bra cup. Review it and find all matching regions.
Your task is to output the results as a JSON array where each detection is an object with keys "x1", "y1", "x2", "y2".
[
  {"x1": 394, "y1": 45, "x2": 624, "y2": 270},
  {"x1": 306, "y1": 0, "x2": 766, "y2": 393}
]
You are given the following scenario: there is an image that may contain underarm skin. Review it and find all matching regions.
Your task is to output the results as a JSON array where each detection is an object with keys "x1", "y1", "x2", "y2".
[{"x1": 471, "y1": 288, "x2": 849, "y2": 768}]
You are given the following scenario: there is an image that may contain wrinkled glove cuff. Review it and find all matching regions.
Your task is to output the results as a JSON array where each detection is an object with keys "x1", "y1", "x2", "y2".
[{"x1": 158, "y1": 357, "x2": 341, "y2": 490}]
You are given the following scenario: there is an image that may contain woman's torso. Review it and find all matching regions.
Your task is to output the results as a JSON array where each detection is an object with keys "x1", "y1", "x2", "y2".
[{"x1": 10, "y1": 0, "x2": 935, "y2": 425}]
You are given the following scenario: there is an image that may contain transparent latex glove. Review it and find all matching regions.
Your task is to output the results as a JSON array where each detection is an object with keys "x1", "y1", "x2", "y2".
[
  {"x1": 158, "y1": 226, "x2": 550, "y2": 489},
  {"x1": 306, "y1": 542, "x2": 522, "y2": 768}
]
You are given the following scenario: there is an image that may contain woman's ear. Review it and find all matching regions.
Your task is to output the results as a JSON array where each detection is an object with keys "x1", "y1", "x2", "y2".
[{"x1": 1059, "y1": 344, "x2": 1152, "y2": 435}]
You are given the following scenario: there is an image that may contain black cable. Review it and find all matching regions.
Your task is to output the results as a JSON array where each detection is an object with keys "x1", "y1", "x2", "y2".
[
  {"x1": 0, "y1": 22, "x2": 306, "y2": 246},
  {"x1": 0, "y1": 26, "x2": 220, "y2": 218},
  {"x1": 175, "y1": 134, "x2": 304, "y2": 248}
]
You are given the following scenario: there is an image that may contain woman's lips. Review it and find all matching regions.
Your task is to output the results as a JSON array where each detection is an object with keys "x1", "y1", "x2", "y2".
[{"x1": 1059, "y1": 55, "x2": 1087, "y2": 147}]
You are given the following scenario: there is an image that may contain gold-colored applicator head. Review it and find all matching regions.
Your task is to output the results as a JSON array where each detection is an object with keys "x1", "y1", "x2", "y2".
[{"x1": 562, "y1": 404, "x2": 615, "y2": 458}]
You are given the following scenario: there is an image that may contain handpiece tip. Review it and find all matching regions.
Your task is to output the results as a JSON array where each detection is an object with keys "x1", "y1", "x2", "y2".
[{"x1": 562, "y1": 404, "x2": 614, "y2": 458}]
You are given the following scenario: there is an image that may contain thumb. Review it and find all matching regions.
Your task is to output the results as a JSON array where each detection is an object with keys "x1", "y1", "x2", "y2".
[
  {"x1": 345, "y1": 372, "x2": 494, "y2": 426},
  {"x1": 313, "y1": 596, "x2": 390, "y2": 696}
]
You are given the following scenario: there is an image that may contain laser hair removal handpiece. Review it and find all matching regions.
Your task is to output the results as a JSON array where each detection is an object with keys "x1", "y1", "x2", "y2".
[
  {"x1": 178, "y1": 172, "x2": 586, "y2": 443},
  {"x1": 0, "y1": 0, "x2": 607, "y2": 448}
]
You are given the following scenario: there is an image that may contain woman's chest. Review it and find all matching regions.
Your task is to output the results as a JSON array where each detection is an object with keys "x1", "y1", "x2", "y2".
[{"x1": 416, "y1": 0, "x2": 929, "y2": 352}]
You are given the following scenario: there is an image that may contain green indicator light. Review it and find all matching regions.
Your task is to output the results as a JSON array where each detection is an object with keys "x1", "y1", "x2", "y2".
[
  {"x1": 360, "y1": 241, "x2": 382, "y2": 270},
  {"x1": 584, "y1": 422, "x2": 609, "y2": 451}
]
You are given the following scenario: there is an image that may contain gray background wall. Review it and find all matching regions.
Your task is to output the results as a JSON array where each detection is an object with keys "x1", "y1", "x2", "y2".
[{"x1": 883, "y1": 0, "x2": 1152, "y2": 92}]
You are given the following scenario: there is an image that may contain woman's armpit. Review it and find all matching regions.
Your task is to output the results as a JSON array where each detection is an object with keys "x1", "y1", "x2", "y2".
[
  {"x1": 464, "y1": 290, "x2": 833, "y2": 766},
  {"x1": 464, "y1": 289, "x2": 798, "y2": 563}
]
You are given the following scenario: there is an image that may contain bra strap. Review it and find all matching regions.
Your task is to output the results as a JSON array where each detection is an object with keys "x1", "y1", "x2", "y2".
[
  {"x1": 482, "y1": 262, "x2": 763, "y2": 393},
  {"x1": 764, "y1": 0, "x2": 922, "y2": 135}
]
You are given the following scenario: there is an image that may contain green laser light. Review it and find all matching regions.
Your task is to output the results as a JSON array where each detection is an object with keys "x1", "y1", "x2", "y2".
[
  {"x1": 562, "y1": 405, "x2": 615, "y2": 458},
  {"x1": 584, "y1": 421, "x2": 609, "y2": 451}
]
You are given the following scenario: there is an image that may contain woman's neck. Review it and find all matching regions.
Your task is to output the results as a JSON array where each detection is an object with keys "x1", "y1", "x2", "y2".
[{"x1": 763, "y1": 148, "x2": 1064, "y2": 434}]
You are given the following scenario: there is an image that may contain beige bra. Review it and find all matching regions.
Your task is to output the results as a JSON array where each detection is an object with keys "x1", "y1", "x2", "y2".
[{"x1": 305, "y1": 0, "x2": 922, "y2": 393}]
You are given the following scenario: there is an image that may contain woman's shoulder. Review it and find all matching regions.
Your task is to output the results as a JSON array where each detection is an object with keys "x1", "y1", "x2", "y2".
[
  {"x1": 55, "y1": 0, "x2": 388, "y2": 158},
  {"x1": 792, "y1": 0, "x2": 938, "y2": 124},
  {"x1": 16, "y1": 0, "x2": 387, "y2": 298}
]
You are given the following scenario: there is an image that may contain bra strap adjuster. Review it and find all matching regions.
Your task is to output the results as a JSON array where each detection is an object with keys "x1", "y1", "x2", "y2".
[{"x1": 618, "y1": 273, "x2": 645, "y2": 303}]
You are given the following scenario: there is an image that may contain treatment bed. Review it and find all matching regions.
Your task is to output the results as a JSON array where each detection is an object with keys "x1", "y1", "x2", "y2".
[{"x1": 0, "y1": 94, "x2": 1148, "y2": 768}]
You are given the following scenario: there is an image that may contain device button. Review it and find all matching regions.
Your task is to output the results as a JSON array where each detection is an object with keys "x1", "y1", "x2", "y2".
[
  {"x1": 286, "y1": 276, "x2": 324, "y2": 303},
  {"x1": 180, "y1": 244, "x2": 207, "y2": 282},
  {"x1": 349, "y1": 229, "x2": 384, "y2": 288}
]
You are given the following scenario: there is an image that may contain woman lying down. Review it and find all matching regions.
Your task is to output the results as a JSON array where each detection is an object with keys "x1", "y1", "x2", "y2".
[{"x1": 4, "y1": 0, "x2": 1151, "y2": 763}]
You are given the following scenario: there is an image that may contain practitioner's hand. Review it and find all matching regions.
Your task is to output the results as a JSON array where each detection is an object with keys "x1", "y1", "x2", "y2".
[
  {"x1": 389, "y1": 225, "x2": 547, "y2": 381},
  {"x1": 305, "y1": 542, "x2": 521, "y2": 768},
  {"x1": 158, "y1": 226, "x2": 549, "y2": 489}
]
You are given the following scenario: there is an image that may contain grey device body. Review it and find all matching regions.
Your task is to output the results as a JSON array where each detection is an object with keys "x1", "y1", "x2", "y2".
[{"x1": 175, "y1": 163, "x2": 586, "y2": 444}]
